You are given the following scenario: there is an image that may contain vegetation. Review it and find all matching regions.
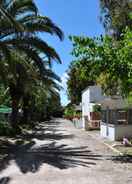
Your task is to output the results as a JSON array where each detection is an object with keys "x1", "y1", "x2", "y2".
[
  {"x1": 0, "y1": 0, "x2": 63, "y2": 135},
  {"x1": 100, "y1": 0, "x2": 132, "y2": 38},
  {"x1": 64, "y1": 104, "x2": 81, "y2": 120},
  {"x1": 93, "y1": 105, "x2": 101, "y2": 113},
  {"x1": 67, "y1": 28, "x2": 132, "y2": 104},
  {"x1": 0, "y1": 121, "x2": 12, "y2": 136}
]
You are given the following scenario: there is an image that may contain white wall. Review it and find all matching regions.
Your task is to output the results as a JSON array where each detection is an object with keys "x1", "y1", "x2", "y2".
[
  {"x1": 73, "y1": 118, "x2": 83, "y2": 129},
  {"x1": 82, "y1": 85, "x2": 104, "y2": 117},
  {"x1": 100, "y1": 123, "x2": 117, "y2": 141},
  {"x1": 82, "y1": 85, "x2": 104, "y2": 129},
  {"x1": 89, "y1": 86, "x2": 104, "y2": 103},
  {"x1": 101, "y1": 123, "x2": 132, "y2": 141},
  {"x1": 100, "y1": 124, "x2": 107, "y2": 138},
  {"x1": 82, "y1": 88, "x2": 90, "y2": 116}
]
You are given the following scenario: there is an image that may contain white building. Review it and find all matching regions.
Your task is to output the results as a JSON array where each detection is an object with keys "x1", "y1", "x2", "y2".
[
  {"x1": 82, "y1": 85, "x2": 105, "y2": 129},
  {"x1": 81, "y1": 85, "x2": 132, "y2": 140}
]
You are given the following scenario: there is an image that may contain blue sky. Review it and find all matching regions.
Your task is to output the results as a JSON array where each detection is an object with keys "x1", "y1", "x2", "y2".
[{"x1": 36, "y1": 0, "x2": 104, "y2": 105}]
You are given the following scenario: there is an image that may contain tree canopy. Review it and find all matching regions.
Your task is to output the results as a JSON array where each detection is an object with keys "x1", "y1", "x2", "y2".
[
  {"x1": 100, "y1": 0, "x2": 132, "y2": 38},
  {"x1": 67, "y1": 28, "x2": 132, "y2": 104}
]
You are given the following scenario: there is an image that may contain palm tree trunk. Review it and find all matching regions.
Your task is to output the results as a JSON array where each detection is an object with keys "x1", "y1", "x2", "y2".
[
  {"x1": 11, "y1": 97, "x2": 19, "y2": 128},
  {"x1": 22, "y1": 94, "x2": 30, "y2": 124},
  {"x1": 9, "y1": 83, "x2": 22, "y2": 129}
]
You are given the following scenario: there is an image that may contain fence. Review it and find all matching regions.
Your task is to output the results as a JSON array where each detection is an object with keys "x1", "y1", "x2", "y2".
[{"x1": 102, "y1": 109, "x2": 132, "y2": 125}]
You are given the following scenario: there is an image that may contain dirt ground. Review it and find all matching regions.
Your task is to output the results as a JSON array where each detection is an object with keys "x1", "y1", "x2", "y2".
[{"x1": 0, "y1": 118, "x2": 132, "y2": 184}]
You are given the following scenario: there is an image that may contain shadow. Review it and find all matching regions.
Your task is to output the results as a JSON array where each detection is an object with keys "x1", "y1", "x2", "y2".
[
  {"x1": 21, "y1": 132, "x2": 74, "y2": 141},
  {"x1": 0, "y1": 120, "x2": 102, "y2": 174},
  {"x1": 110, "y1": 155, "x2": 132, "y2": 163},
  {"x1": 15, "y1": 120, "x2": 74, "y2": 141},
  {"x1": 0, "y1": 177, "x2": 10, "y2": 184},
  {"x1": 0, "y1": 140, "x2": 102, "y2": 174}
]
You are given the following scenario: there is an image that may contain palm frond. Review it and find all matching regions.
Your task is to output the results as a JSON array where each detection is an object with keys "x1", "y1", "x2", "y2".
[
  {"x1": 0, "y1": 5, "x2": 24, "y2": 32},
  {"x1": 4, "y1": 36, "x2": 62, "y2": 63},
  {"x1": 42, "y1": 69, "x2": 61, "y2": 82},
  {"x1": 20, "y1": 15, "x2": 64, "y2": 40},
  {"x1": 6, "y1": 0, "x2": 38, "y2": 18},
  {"x1": 0, "y1": 41, "x2": 11, "y2": 61}
]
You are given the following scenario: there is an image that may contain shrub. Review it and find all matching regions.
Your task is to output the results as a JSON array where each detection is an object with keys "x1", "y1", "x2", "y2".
[
  {"x1": 0, "y1": 121, "x2": 12, "y2": 136},
  {"x1": 0, "y1": 121, "x2": 22, "y2": 136},
  {"x1": 93, "y1": 104, "x2": 101, "y2": 112}
]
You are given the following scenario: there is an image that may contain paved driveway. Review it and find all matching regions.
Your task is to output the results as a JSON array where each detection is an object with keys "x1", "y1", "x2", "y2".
[{"x1": 0, "y1": 119, "x2": 132, "y2": 184}]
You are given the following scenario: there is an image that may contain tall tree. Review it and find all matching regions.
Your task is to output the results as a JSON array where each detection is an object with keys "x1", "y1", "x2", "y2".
[
  {"x1": 0, "y1": 0, "x2": 64, "y2": 127},
  {"x1": 67, "y1": 60, "x2": 95, "y2": 104},
  {"x1": 100, "y1": 0, "x2": 132, "y2": 38},
  {"x1": 67, "y1": 32, "x2": 132, "y2": 104}
]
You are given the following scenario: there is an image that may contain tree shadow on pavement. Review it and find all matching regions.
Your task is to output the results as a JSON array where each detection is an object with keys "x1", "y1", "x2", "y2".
[
  {"x1": 110, "y1": 155, "x2": 132, "y2": 163},
  {"x1": 0, "y1": 120, "x2": 102, "y2": 174},
  {"x1": 0, "y1": 177, "x2": 10, "y2": 184},
  {"x1": 0, "y1": 140, "x2": 102, "y2": 174},
  {"x1": 16, "y1": 120, "x2": 72, "y2": 141}
]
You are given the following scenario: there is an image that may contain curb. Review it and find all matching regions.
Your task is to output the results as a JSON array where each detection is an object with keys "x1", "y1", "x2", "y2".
[
  {"x1": 85, "y1": 131, "x2": 124, "y2": 156},
  {"x1": 103, "y1": 142, "x2": 124, "y2": 156}
]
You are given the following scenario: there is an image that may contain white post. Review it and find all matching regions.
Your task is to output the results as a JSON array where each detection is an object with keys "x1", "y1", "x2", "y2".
[{"x1": 106, "y1": 106, "x2": 109, "y2": 136}]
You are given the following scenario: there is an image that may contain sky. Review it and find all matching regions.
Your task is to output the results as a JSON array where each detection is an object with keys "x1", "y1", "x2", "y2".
[{"x1": 35, "y1": 0, "x2": 104, "y2": 106}]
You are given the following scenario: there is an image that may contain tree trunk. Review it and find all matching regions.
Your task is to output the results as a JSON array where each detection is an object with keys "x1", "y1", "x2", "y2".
[
  {"x1": 22, "y1": 94, "x2": 30, "y2": 124},
  {"x1": 9, "y1": 82, "x2": 22, "y2": 129},
  {"x1": 10, "y1": 97, "x2": 20, "y2": 128}
]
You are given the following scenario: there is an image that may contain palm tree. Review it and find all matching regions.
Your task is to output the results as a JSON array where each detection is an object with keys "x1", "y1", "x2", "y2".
[
  {"x1": 0, "y1": 0, "x2": 25, "y2": 32},
  {"x1": 26, "y1": 71, "x2": 62, "y2": 122},
  {"x1": 0, "y1": 0, "x2": 64, "y2": 127},
  {"x1": 0, "y1": 0, "x2": 63, "y2": 63},
  {"x1": 1, "y1": 50, "x2": 62, "y2": 127}
]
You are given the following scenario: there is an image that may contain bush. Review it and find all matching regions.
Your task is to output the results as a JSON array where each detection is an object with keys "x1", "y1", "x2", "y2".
[
  {"x1": 64, "y1": 105, "x2": 82, "y2": 120},
  {"x1": 93, "y1": 104, "x2": 101, "y2": 112},
  {"x1": 0, "y1": 121, "x2": 22, "y2": 136},
  {"x1": 0, "y1": 121, "x2": 12, "y2": 136},
  {"x1": 64, "y1": 106, "x2": 75, "y2": 116}
]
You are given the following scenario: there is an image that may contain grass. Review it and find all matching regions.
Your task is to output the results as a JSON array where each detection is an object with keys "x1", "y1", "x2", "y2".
[
  {"x1": 115, "y1": 146, "x2": 132, "y2": 156},
  {"x1": 104, "y1": 139, "x2": 132, "y2": 156}
]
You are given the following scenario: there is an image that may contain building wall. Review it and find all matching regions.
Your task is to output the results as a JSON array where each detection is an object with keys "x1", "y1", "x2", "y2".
[
  {"x1": 100, "y1": 124, "x2": 116, "y2": 141},
  {"x1": 82, "y1": 89, "x2": 90, "y2": 116},
  {"x1": 73, "y1": 118, "x2": 83, "y2": 129},
  {"x1": 82, "y1": 86, "x2": 103, "y2": 116},
  {"x1": 89, "y1": 86, "x2": 104, "y2": 103},
  {"x1": 82, "y1": 86, "x2": 104, "y2": 129},
  {"x1": 101, "y1": 123, "x2": 132, "y2": 141}
]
